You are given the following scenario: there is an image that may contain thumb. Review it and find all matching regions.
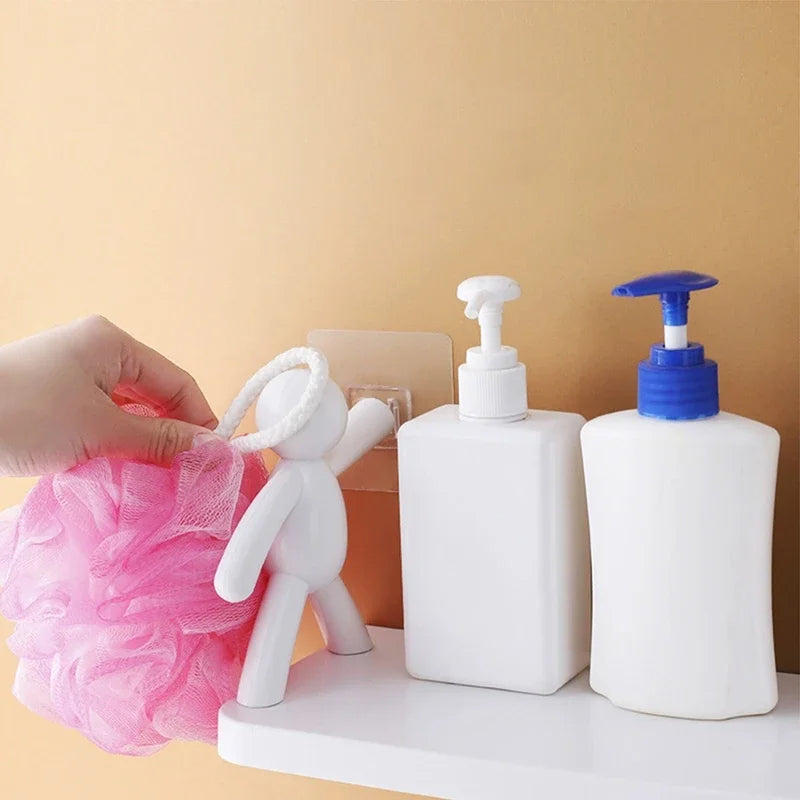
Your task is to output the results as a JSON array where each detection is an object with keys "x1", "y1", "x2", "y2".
[{"x1": 94, "y1": 406, "x2": 217, "y2": 466}]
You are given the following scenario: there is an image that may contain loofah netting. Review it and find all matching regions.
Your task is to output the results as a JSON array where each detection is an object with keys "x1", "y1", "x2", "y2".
[{"x1": 0, "y1": 411, "x2": 268, "y2": 756}]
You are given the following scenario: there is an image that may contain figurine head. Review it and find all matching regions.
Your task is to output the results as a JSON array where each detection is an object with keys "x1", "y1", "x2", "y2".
[{"x1": 255, "y1": 369, "x2": 347, "y2": 460}]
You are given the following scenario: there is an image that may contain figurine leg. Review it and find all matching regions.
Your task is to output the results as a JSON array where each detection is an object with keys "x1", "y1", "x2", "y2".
[
  {"x1": 236, "y1": 572, "x2": 308, "y2": 708},
  {"x1": 310, "y1": 576, "x2": 373, "y2": 655}
]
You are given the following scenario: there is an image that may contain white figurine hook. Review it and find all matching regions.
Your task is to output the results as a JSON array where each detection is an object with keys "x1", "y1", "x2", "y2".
[{"x1": 214, "y1": 347, "x2": 395, "y2": 709}]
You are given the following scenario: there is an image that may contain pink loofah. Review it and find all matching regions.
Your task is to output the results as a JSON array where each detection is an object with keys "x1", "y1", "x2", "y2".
[{"x1": 0, "y1": 422, "x2": 268, "y2": 756}]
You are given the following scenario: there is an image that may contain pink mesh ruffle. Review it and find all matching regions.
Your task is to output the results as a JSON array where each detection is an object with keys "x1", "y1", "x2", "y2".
[{"x1": 0, "y1": 433, "x2": 268, "y2": 756}]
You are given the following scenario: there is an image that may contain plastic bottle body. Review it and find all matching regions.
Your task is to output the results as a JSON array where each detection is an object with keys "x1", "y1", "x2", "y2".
[
  {"x1": 398, "y1": 405, "x2": 591, "y2": 694},
  {"x1": 581, "y1": 410, "x2": 779, "y2": 719}
]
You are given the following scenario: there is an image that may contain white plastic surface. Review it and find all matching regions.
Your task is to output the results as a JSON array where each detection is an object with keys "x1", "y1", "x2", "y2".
[
  {"x1": 398, "y1": 405, "x2": 590, "y2": 695},
  {"x1": 582, "y1": 410, "x2": 780, "y2": 720},
  {"x1": 218, "y1": 626, "x2": 800, "y2": 800},
  {"x1": 214, "y1": 373, "x2": 394, "y2": 707}
]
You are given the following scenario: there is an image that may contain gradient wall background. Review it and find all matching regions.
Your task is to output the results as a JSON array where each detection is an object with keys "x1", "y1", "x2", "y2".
[{"x1": 0, "y1": 3, "x2": 797, "y2": 799}]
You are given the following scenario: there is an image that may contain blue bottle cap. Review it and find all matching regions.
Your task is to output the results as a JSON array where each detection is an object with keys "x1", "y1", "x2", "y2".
[{"x1": 612, "y1": 271, "x2": 720, "y2": 420}]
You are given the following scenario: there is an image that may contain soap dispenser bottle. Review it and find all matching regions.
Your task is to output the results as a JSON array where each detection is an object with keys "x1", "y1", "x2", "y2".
[
  {"x1": 398, "y1": 276, "x2": 590, "y2": 694},
  {"x1": 582, "y1": 271, "x2": 780, "y2": 720}
]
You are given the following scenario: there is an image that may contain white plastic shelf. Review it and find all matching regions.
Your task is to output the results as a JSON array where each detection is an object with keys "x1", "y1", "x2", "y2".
[{"x1": 218, "y1": 627, "x2": 800, "y2": 800}]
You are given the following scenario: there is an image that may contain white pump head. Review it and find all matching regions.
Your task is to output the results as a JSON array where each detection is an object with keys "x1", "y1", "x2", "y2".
[
  {"x1": 456, "y1": 275, "x2": 528, "y2": 422},
  {"x1": 458, "y1": 275, "x2": 521, "y2": 368}
]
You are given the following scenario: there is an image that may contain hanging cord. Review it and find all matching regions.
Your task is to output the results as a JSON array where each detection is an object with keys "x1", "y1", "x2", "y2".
[{"x1": 214, "y1": 347, "x2": 329, "y2": 454}]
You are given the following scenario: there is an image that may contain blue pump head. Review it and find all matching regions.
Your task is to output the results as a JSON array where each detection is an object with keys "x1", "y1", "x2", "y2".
[{"x1": 612, "y1": 270, "x2": 719, "y2": 420}]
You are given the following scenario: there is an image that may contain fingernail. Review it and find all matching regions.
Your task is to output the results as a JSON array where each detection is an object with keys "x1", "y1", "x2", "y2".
[{"x1": 192, "y1": 431, "x2": 221, "y2": 449}]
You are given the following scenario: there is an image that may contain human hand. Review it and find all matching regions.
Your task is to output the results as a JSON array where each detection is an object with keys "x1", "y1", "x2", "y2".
[{"x1": 0, "y1": 315, "x2": 218, "y2": 476}]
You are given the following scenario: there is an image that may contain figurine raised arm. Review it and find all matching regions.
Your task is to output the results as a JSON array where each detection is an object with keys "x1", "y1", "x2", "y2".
[{"x1": 214, "y1": 359, "x2": 394, "y2": 708}]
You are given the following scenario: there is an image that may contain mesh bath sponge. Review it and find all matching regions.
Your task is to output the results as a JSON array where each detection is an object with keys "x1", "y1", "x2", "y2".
[{"x1": 0, "y1": 412, "x2": 268, "y2": 756}]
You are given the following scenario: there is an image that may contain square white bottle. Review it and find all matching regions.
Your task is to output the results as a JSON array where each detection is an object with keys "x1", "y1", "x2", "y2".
[{"x1": 398, "y1": 276, "x2": 590, "y2": 694}]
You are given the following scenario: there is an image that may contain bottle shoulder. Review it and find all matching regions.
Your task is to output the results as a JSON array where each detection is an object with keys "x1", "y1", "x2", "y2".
[
  {"x1": 398, "y1": 404, "x2": 585, "y2": 443},
  {"x1": 582, "y1": 410, "x2": 779, "y2": 445}
]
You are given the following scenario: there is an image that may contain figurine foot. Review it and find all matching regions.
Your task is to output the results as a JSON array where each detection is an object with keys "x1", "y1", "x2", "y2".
[
  {"x1": 236, "y1": 691, "x2": 286, "y2": 708},
  {"x1": 311, "y1": 576, "x2": 374, "y2": 655}
]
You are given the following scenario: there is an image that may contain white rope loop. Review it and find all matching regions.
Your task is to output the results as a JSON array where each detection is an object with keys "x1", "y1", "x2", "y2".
[{"x1": 214, "y1": 347, "x2": 329, "y2": 454}]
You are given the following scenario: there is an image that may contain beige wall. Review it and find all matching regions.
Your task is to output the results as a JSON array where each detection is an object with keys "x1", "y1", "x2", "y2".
[{"x1": 0, "y1": 3, "x2": 797, "y2": 799}]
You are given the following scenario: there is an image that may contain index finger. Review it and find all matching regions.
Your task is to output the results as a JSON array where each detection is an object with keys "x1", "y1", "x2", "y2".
[{"x1": 116, "y1": 334, "x2": 218, "y2": 429}]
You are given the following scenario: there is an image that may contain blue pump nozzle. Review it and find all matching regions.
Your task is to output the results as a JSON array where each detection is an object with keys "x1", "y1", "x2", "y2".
[
  {"x1": 613, "y1": 270, "x2": 718, "y2": 344},
  {"x1": 613, "y1": 270, "x2": 720, "y2": 421}
]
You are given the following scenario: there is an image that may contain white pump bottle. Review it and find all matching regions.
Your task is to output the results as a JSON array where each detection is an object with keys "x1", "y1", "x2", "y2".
[
  {"x1": 582, "y1": 271, "x2": 780, "y2": 719},
  {"x1": 397, "y1": 276, "x2": 590, "y2": 694}
]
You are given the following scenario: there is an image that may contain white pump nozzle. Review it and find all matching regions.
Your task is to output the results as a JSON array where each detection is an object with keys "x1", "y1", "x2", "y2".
[
  {"x1": 457, "y1": 276, "x2": 521, "y2": 364},
  {"x1": 456, "y1": 275, "x2": 527, "y2": 422}
]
